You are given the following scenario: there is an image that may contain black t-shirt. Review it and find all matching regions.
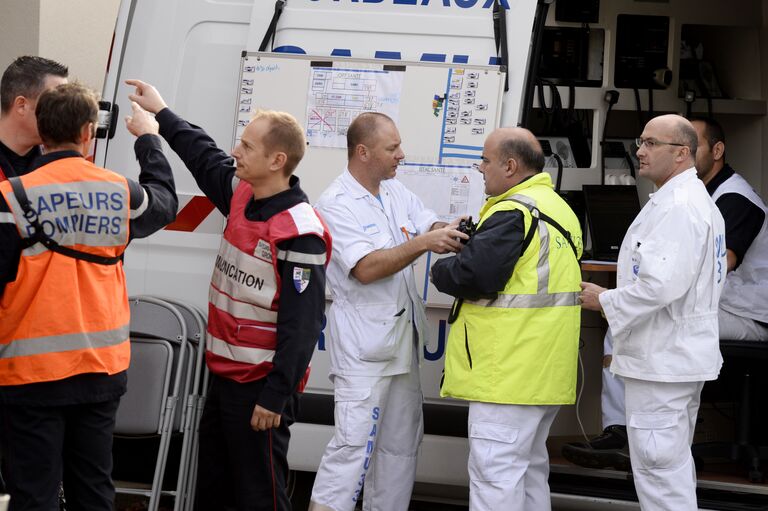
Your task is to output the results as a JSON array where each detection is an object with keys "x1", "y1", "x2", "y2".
[
  {"x1": 706, "y1": 165, "x2": 765, "y2": 268},
  {"x1": 0, "y1": 140, "x2": 41, "y2": 178}
]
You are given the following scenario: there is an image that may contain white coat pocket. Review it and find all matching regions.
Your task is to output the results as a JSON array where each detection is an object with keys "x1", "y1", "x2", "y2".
[
  {"x1": 352, "y1": 303, "x2": 401, "y2": 362},
  {"x1": 334, "y1": 386, "x2": 374, "y2": 447},
  {"x1": 628, "y1": 411, "x2": 681, "y2": 469},
  {"x1": 468, "y1": 422, "x2": 519, "y2": 482}
]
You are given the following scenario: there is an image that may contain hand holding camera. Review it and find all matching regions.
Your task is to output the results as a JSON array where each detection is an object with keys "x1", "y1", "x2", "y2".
[{"x1": 457, "y1": 216, "x2": 477, "y2": 244}]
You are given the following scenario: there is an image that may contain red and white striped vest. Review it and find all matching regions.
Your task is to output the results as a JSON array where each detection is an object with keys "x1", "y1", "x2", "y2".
[{"x1": 206, "y1": 181, "x2": 331, "y2": 385}]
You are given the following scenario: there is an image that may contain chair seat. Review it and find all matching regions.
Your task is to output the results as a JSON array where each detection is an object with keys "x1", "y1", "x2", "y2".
[{"x1": 693, "y1": 338, "x2": 768, "y2": 483}]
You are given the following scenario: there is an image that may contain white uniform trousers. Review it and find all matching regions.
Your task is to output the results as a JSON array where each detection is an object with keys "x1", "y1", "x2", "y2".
[
  {"x1": 719, "y1": 308, "x2": 768, "y2": 341},
  {"x1": 467, "y1": 401, "x2": 560, "y2": 511},
  {"x1": 602, "y1": 330, "x2": 626, "y2": 428},
  {"x1": 623, "y1": 377, "x2": 704, "y2": 511},
  {"x1": 309, "y1": 354, "x2": 423, "y2": 511}
]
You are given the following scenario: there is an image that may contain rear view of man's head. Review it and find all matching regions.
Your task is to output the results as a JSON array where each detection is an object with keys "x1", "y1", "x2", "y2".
[{"x1": 36, "y1": 83, "x2": 99, "y2": 149}]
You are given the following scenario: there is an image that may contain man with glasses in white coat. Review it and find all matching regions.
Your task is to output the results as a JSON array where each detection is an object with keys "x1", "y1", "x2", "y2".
[{"x1": 580, "y1": 114, "x2": 726, "y2": 510}]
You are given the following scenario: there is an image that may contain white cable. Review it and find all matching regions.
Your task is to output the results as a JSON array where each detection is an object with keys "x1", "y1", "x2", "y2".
[{"x1": 574, "y1": 340, "x2": 592, "y2": 445}]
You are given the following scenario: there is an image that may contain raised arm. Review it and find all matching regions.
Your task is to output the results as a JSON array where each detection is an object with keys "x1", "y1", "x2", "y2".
[
  {"x1": 126, "y1": 79, "x2": 236, "y2": 214},
  {"x1": 123, "y1": 101, "x2": 177, "y2": 239}
]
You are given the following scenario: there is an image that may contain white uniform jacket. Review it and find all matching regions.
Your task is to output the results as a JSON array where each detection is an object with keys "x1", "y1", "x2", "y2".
[
  {"x1": 600, "y1": 169, "x2": 727, "y2": 382},
  {"x1": 315, "y1": 169, "x2": 438, "y2": 377}
]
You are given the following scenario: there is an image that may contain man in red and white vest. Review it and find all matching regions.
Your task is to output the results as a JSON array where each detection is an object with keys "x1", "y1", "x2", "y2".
[{"x1": 127, "y1": 79, "x2": 331, "y2": 511}]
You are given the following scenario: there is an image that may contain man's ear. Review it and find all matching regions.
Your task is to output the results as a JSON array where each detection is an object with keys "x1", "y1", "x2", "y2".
[
  {"x1": 712, "y1": 140, "x2": 725, "y2": 161},
  {"x1": 505, "y1": 157, "x2": 518, "y2": 178},
  {"x1": 269, "y1": 151, "x2": 288, "y2": 173},
  {"x1": 79, "y1": 122, "x2": 94, "y2": 144},
  {"x1": 13, "y1": 95, "x2": 30, "y2": 117},
  {"x1": 355, "y1": 143, "x2": 369, "y2": 162}
]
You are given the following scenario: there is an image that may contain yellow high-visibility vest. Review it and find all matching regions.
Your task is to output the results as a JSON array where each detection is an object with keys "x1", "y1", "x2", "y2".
[{"x1": 441, "y1": 172, "x2": 583, "y2": 405}]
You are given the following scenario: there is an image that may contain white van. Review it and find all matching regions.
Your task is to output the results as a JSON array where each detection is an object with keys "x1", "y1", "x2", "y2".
[{"x1": 97, "y1": 0, "x2": 768, "y2": 509}]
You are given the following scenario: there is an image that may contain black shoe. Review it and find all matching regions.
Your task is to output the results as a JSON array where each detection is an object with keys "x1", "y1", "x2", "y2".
[{"x1": 561, "y1": 425, "x2": 631, "y2": 471}]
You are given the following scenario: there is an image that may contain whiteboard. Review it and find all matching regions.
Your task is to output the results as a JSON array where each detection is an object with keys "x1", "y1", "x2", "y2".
[{"x1": 232, "y1": 52, "x2": 506, "y2": 306}]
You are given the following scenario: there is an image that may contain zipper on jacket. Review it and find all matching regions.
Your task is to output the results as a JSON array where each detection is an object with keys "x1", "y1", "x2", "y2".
[{"x1": 464, "y1": 324, "x2": 472, "y2": 369}]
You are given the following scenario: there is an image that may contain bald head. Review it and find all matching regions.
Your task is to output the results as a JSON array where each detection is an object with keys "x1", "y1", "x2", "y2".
[
  {"x1": 646, "y1": 114, "x2": 698, "y2": 158},
  {"x1": 636, "y1": 114, "x2": 698, "y2": 188},
  {"x1": 346, "y1": 112, "x2": 395, "y2": 160},
  {"x1": 491, "y1": 127, "x2": 545, "y2": 174},
  {"x1": 479, "y1": 127, "x2": 545, "y2": 196}
]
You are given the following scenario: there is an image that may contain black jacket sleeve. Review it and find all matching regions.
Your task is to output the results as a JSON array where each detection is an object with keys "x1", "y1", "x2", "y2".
[
  {"x1": 431, "y1": 209, "x2": 526, "y2": 300},
  {"x1": 156, "y1": 108, "x2": 236, "y2": 215},
  {"x1": 258, "y1": 235, "x2": 327, "y2": 414},
  {"x1": 128, "y1": 134, "x2": 178, "y2": 239},
  {"x1": 0, "y1": 196, "x2": 20, "y2": 297}
]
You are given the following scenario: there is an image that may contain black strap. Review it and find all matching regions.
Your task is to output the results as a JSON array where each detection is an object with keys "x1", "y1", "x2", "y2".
[
  {"x1": 493, "y1": 0, "x2": 509, "y2": 92},
  {"x1": 9, "y1": 177, "x2": 123, "y2": 265},
  {"x1": 505, "y1": 198, "x2": 580, "y2": 260},
  {"x1": 258, "y1": 0, "x2": 286, "y2": 52}
]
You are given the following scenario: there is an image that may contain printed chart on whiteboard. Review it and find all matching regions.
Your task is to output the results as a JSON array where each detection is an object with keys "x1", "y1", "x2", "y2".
[
  {"x1": 438, "y1": 68, "x2": 499, "y2": 163},
  {"x1": 306, "y1": 66, "x2": 404, "y2": 148},
  {"x1": 396, "y1": 162, "x2": 484, "y2": 223}
]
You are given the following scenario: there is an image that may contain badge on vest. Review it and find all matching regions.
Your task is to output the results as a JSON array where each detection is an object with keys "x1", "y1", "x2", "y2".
[
  {"x1": 293, "y1": 267, "x2": 311, "y2": 293},
  {"x1": 254, "y1": 239, "x2": 272, "y2": 262}
]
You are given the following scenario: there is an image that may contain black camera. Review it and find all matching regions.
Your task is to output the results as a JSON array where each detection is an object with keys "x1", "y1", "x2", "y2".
[
  {"x1": 96, "y1": 101, "x2": 119, "y2": 139},
  {"x1": 457, "y1": 216, "x2": 477, "y2": 244}
]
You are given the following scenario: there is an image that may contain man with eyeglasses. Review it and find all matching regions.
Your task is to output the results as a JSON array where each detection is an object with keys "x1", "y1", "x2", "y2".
[
  {"x1": 579, "y1": 114, "x2": 726, "y2": 510},
  {"x1": 563, "y1": 116, "x2": 768, "y2": 474}
]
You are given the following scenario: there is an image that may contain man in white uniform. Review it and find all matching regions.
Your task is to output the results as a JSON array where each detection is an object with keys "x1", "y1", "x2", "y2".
[
  {"x1": 563, "y1": 117, "x2": 768, "y2": 472},
  {"x1": 309, "y1": 112, "x2": 466, "y2": 511},
  {"x1": 580, "y1": 114, "x2": 726, "y2": 511}
]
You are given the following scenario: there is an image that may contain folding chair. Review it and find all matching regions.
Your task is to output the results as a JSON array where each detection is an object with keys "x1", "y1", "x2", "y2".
[
  {"x1": 114, "y1": 296, "x2": 188, "y2": 511},
  {"x1": 156, "y1": 298, "x2": 208, "y2": 511},
  {"x1": 180, "y1": 303, "x2": 209, "y2": 511}
]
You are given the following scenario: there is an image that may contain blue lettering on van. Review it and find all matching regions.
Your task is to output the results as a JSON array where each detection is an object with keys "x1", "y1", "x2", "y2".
[
  {"x1": 424, "y1": 319, "x2": 446, "y2": 361},
  {"x1": 310, "y1": 0, "x2": 511, "y2": 8}
]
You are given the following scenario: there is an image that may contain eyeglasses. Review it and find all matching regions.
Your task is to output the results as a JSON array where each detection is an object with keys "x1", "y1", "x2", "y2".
[
  {"x1": 471, "y1": 156, "x2": 490, "y2": 170},
  {"x1": 635, "y1": 137, "x2": 687, "y2": 150}
]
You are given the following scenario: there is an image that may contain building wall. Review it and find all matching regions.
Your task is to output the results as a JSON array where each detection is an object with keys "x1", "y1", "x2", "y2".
[
  {"x1": 0, "y1": 0, "x2": 120, "y2": 93},
  {"x1": 0, "y1": 0, "x2": 40, "y2": 74}
]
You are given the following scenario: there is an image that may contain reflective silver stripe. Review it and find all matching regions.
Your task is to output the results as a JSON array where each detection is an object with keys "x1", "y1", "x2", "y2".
[
  {"x1": 231, "y1": 176, "x2": 241, "y2": 194},
  {"x1": 276, "y1": 249, "x2": 326, "y2": 265},
  {"x1": 0, "y1": 212, "x2": 14, "y2": 224},
  {"x1": 130, "y1": 187, "x2": 149, "y2": 218},
  {"x1": 536, "y1": 219, "x2": 550, "y2": 293},
  {"x1": 21, "y1": 244, "x2": 47, "y2": 257},
  {"x1": 466, "y1": 291, "x2": 579, "y2": 309},
  {"x1": 504, "y1": 195, "x2": 550, "y2": 294},
  {"x1": 3, "y1": 180, "x2": 129, "y2": 248},
  {"x1": 207, "y1": 334, "x2": 275, "y2": 365},
  {"x1": 209, "y1": 287, "x2": 278, "y2": 323},
  {"x1": 287, "y1": 202, "x2": 326, "y2": 236},
  {"x1": 0, "y1": 324, "x2": 129, "y2": 359}
]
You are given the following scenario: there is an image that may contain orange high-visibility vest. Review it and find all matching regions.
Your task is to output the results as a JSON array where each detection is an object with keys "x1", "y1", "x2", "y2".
[{"x1": 0, "y1": 156, "x2": 132, "y2": 386}]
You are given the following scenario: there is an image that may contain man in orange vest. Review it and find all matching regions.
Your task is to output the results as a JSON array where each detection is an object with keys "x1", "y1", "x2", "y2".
[{"x1": 0, "y1": 83, "x2": 177, "y2": 511}]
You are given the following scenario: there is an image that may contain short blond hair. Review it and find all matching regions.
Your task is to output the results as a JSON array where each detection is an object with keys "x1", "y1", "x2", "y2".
[{"x1": 251, "y1": 110, "x2": 306, "y2": 175}]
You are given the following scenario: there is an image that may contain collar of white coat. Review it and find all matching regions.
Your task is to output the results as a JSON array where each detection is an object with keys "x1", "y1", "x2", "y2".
[
  {"x1": 340, "y1": 167, "x2": 384, "y2": 201},
  {"x1": 648, "y1": 167, "x2": 697, "y2": 205}
]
